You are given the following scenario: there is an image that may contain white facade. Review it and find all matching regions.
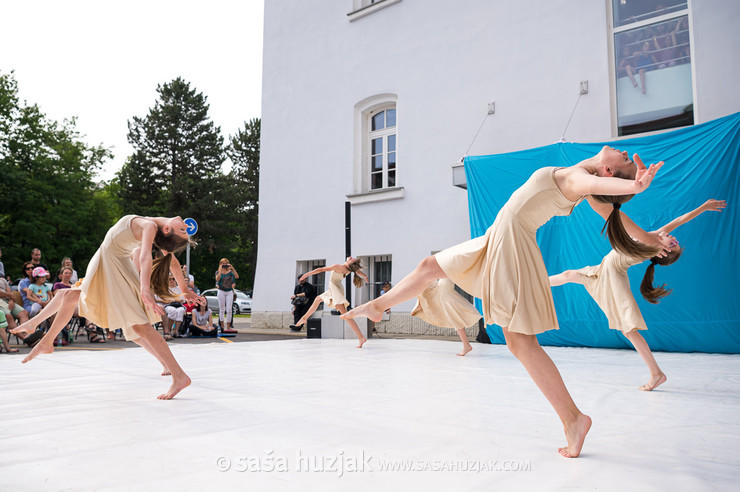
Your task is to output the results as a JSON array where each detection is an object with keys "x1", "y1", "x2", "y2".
[{"x1": 253, "y1": 0, "x2": 740, "y2": 329}]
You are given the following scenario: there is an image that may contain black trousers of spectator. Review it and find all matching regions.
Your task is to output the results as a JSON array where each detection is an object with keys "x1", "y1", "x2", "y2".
[
  {"x1": 293, "y1": 301, "x2": 312, "y2": 324},
  {"x1": 189, "y1": 325, "x2": 217, "y2": 337}
]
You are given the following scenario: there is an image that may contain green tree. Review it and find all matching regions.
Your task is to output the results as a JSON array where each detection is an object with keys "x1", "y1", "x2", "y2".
[
  {"x1": 0, "y1": 70, "x2": 117, "y2": 278},
  {"x1": 116, "y1": 78, "x2": 259, "y2": 290}
]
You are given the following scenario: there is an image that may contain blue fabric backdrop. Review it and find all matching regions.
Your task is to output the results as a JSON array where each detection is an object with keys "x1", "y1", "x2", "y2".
[{"x1": 465, "y1": 112, "x2": 740, "y2": 353}]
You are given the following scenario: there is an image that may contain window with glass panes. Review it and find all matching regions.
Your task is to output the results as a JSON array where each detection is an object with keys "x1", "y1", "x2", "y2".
[
  {"x1": 611, "y1": 0, "x2": 692, "y2": 135},
  {"x1": 368, "y1": 106, "x2": 397, "y2": 190},
  {"x1": 364, "y1": 255, "x2": 392, "y2": 300},
  {"x1": 296, "y1": 260, "x2": 326, "y2": 297}
]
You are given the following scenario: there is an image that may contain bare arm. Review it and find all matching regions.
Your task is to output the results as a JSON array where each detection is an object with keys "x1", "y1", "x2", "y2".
[
  {"x1": 657, "y1": 199, "x2": 726, "y2": 235},
  {"x1": 137, "y1": 220, "x2": 164, "y2": 315},
  {"x1": 300, "y1": 265, "x2": 336, "y2": 282},
  {"x1": 356, "y1": 269, "x2": 369, "y2": 282},
  {"x1": 561, "y1": 154, "x2": 663, "y2": 200},
  {"x1": 230, "y1": 265, "x2": 239, "y2": 279}
]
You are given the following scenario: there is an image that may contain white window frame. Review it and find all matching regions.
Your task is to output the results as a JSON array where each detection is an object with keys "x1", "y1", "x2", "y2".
[
  {"x1": 348, "y1": 94, "x2": 404, "y2": 205},
  {"x1": 607, "y1": 1, "x2": 694, "y2": 137}
]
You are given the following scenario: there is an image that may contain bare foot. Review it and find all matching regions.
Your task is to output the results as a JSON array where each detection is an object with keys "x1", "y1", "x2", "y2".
[
  {"x1": 342, "y1": 303, "x2": 383, "y2": 323},
  {"x1": 639, "y1": 372, "x2": 666, "y2": 391},
  {"x1": 22, "y1": 339, "x2": 54, "y2": 363},
  {"x1": 457, "y1": 344, "x2": 472, "y2": 356},
  {"x1": 3, "y1": 347, "x2": 19, "y2": 353},
  {"x1": 10, "y1": 319, "x2": 40, "y2": 336},
  {"x1": 558, "y1": 413, "x2": 592, "y2": 458},
  {"x1": 158, "y1": 374, "x2": 191, "y2": 400},
  {"x1": 161, "y1": 369, "x2": 171, "y2": 376},
  {"x1": 357, "y1": 337, "x2": 367, "y2": 349}
]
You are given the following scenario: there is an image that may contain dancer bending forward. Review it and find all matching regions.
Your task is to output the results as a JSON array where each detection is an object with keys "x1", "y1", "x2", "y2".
[
  {"x1": 344, "y1": 146, "x2": 675, "y2": 457},
  {"x1": 291, "y1": 257, "x2": 369, "y2": 348},
  {"x1": 550, "y1": 198, "x2": 726, "y2": 391},
  {"x1": 12, "y1": 215, "x2": 200, "y2": 399}
]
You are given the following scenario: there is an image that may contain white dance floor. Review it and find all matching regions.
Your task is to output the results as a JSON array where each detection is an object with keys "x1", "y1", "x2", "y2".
[{"x1": 2, "y1": 338, "x2": 739, "y2": 491}]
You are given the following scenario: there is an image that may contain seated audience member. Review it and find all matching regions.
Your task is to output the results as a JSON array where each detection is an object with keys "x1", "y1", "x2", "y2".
[
  {"x1": 164, "y1": 275, "x2": 186, "y2": 338},
  {"x1": 26, "y1": 267, "x2": 53, "y2": 318},
  {"x1": 189, "y1": 299, "x2": 216, "y2": 337},
  {"x1": 55, "y1": 257, "x2": 79, "y2": 284},
  {"x1": 0, "y1": 246, "x2": 5, "y2": 279},
  {"x1": 0, "y1": 274, "x2": 30, "y2": 332},
  {"x1": 29, "y1": 248, "x2": 49, "y2": 271},
  {"x1": 18, "y1": 262, "x2": 36, "y2": 314},
  {"x1": 0, "y1": 314, "x2": 19, "y2": 353},
  {"x1": 53, "y1": 266, "x2": 81, "y2": 344}
]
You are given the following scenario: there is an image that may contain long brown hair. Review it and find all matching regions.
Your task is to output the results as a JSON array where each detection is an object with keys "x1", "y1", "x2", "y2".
[
  {"x1": 640, "y1": 247, "x2": 683, "y2": 304},
  {"x1": 347, "y1": 259, "x2": 365, "y2": 288},
  {"x1": 150, "y1": 229, "x2": 191, "y2": 301},
  {"x1": 591, "y1": 166, "x2": 661, "y2": 259}
]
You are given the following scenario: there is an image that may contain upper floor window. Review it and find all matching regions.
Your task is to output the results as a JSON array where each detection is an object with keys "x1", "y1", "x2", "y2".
[
  {"x1": 368, "y1": 107, "x2": 397, "y2": 190},
  {"x1": 612, "y1": 1, "x2": 692, "y2": 135},
  {"x1": 348, "y1": 0, "x2": 402, "y2": 22}
]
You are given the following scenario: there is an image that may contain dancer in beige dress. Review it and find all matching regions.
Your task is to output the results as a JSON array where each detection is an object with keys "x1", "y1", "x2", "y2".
[
  {"x1": 291, "y1": 257, "x2": 369, "y2": 348},
  {"x1": 344, "y1": 146, "x2": 676, "y2": 457},
  {"x1": 12, "y1": 215, "x2": 200, "y2": 400},
  {"x1": 411, "y1": 279, "x2": 482, "y2": 356},
  {"x1": 550, "y1": 198, "x2": 726, "y2": 391}
]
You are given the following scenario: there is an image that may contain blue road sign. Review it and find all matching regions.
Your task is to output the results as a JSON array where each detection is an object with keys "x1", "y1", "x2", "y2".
[{"x1": 184, "y1": 217, "x2": 198, "y2": 236}]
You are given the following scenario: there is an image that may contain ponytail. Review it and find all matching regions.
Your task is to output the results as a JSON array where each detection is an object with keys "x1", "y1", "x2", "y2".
[
  {"x1": 592, "y1": 196, "x2": 662, "y2": 259},
  {"x1": 347, "y1": 258, "x2": 365, "y2": 288},
  {"x1": 353, "y1": 274, "x2": 364, "y2": 288},
  {"x1": 639, "y1": 247, "x2": 684, "y2": 304}
]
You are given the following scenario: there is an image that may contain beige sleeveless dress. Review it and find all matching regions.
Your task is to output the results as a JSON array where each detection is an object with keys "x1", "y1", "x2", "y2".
[
  {"x1": 412, "y1": 279, "x2": 482, "y2": 330},
  {"x1": 575, "y1": 250, "x2": 647, "y2": 334},
  {"x1": 318, "y1": 271, "x2": 349, "y2": 309},
  {"x1": 435, "y1": 167, "x2": 581, "y2": 335},
  {"x1": 78, "y1": 215, "x2": 160, "y2": 340}
]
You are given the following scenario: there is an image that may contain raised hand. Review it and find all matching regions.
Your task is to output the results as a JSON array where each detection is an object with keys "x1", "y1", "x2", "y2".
[
  {"x1": 633, "y1": 153, "x2": 664, "y2": 191},
  {"x1": 702, "y1": 199, "x2": 726, "y2": 212}
]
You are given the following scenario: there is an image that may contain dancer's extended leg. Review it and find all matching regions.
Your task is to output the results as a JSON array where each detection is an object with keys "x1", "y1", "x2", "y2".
[
  {"x1": 624, "y1": 329, "x2": 666, "y2": 391},
  {"x1": 133, "y1": 335, "x2": 171, "y2": 376},
  {"x1": 343, "y1": 256, "x2": 446, "y2": 322},
  {"x1": 11, "y1": 288, "x2": 76, "y2": 337},
  {"x1": 336, "y1": 304, "x2": 366, "y2": 348},
  {"x1": 20, "y1": 289, "x2": 80, "y2": 363},
  {"x1": 456, "y1": 328, "x2": 472, "y2": 356},
  {"x1": 293, "y1": 296, "x2": 323, "y2": 329},
  {"x1": 503, "y1": 327, "x2": 591, "y2": 458},
  {"x1": 131, "y1": 323, "x2": 190, "y2": 399}
]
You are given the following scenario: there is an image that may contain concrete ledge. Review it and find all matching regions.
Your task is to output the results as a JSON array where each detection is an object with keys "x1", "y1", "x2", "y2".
[{"x1": 250, "y1": 311, "x2": 478, "y2": 337}]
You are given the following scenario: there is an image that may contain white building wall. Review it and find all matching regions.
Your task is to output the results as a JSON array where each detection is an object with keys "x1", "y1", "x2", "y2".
[{"x1": 254, "y1": 0, "x2": 740, "y2": 327}]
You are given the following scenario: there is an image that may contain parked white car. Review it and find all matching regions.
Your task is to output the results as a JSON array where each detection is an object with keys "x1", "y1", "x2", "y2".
[{"x1": 201, "y1": 288, "x2": 252, "y2": 314}]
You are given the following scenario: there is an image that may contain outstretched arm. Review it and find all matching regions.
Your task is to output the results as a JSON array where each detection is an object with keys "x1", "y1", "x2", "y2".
[
  {"x1": 356, "y1": 269, "x2": 369, "y2": 282},
  {"x1": 300, "y1": 265, "x2": 336, "y2": 282},
  {"x1": 565, "y1": 154, "x2": 663, "y2": 198},
  {"x1": 656, "y1": 199, "x2": 726, "y2": 235}
]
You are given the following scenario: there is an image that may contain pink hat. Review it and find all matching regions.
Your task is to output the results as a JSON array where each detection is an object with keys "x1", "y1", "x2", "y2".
[{"x1": 32, "y1": 266, "x2": 49, "y2": 277}]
